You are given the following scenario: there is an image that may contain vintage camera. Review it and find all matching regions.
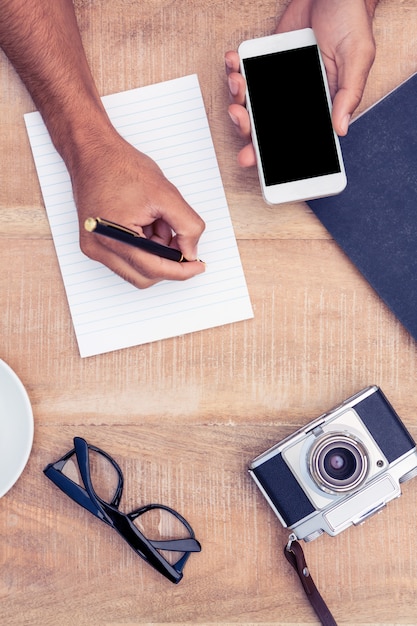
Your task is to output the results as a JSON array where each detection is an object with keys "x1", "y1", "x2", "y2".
[{"x1": 249, "y1": 386, "x2": 417, "y2": 542}]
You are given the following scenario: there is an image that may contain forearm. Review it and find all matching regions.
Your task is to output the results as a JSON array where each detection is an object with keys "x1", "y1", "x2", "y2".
[
  {"x1": 0, "y1": 0, "x2": 114, "y2": 171},
  {"x1": 0, "y1": 0, "x2": 205, "y2": 288}
]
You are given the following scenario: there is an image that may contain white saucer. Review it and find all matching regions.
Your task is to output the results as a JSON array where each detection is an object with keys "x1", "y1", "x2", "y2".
[{"x1": 0, "y1": 360, "x2": 34, "y2": 497}]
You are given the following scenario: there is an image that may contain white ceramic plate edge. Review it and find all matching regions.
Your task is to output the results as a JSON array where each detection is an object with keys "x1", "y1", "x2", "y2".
[{"x1": 0, "y1": 359, "x2": 34, "y2": 497}]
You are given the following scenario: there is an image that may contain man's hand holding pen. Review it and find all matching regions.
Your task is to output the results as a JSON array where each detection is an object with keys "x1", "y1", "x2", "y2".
[
  {"x1": 72, "y1": 130, "x2": 206, "y2": 289},
  {"x1": 84, "y1": 217, "x2": 204, "y2": 263}
]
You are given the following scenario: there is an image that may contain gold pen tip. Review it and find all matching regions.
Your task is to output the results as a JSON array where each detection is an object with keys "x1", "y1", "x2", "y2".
[{"x1": 84, "y1": 217, "x2": 98, "y2": 232}]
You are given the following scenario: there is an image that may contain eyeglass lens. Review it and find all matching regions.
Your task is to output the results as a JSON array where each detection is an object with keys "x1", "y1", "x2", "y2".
[
  {"x1": 61, "y1": 446, "x2": 120, "y2": 504},
  {"x1": 132, "y1": 506, "x2": 192, "y2": 565}
]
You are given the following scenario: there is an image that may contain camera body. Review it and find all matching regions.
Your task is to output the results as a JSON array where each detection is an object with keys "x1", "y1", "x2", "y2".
[{"x1": 249, "y1": 386, "x2": 417, "y2": 542}]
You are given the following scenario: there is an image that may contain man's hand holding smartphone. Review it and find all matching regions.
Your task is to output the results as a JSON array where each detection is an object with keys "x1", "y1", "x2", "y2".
[
  {"x1": 237, "y1": 29, "x2": 347, "y2": 204},
  {"x1": 226, "y1": 0, "x2": 378, "y2": 173}
]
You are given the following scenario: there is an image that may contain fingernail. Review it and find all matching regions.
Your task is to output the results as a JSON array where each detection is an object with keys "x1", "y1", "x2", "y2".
[
  {"x1": 225, "y1": 56, "x2": 234, "y2": 70},
  {"x1": 228, "y1": 110, "x2": 239, "y2": 126},
  {"x1": 228, "y1": 76, "x2": 239, "y2": 96},
  {"x1": 341, "y1": 114, "x2": 351, "y2": 135}
]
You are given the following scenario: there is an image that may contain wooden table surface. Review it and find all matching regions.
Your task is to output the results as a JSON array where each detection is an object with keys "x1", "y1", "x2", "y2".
[{"x1": 1, "y1": 1, "x2": 417, "y2": 624}]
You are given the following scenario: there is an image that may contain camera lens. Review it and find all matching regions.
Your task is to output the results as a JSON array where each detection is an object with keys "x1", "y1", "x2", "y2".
[
  {"x1": 324, "y1": 448, "x2": 357, "y2": 481},
  {"x1": 309, "y1": 433, "x2": 368, "y2": 494}
]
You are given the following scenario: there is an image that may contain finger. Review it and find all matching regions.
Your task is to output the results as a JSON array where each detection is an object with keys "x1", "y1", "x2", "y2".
[
  {"x1": 130, "y1": 167, "x2": 205, "y2": 262},
  {"x1": 164, "y1": 207, "x2": 205, "y2": 261},
  {"x1": 174, "y1": 227, "x2": 204, "y2": 262},
  {"x1": 151, "y1": 189, "x2": 206, "y2": 262},
  {"x1": 144, "y1": 218, "x2": 173, "y2": 246},
  {"x1": 225, "y1": 50, "x2": 240, "y2": 75},
  {"x1": 332, "y1": 40, "x2": 376, "y2": 135},
  {"x1": 228, "y1": 103, "x2": 251, "y2": 139},
  {"x1": 227, "y1": 104, "x2": 256, "y2": 167},
  {"x1": 81, "y1": 234, "x2": 205, "y2": 289},
  {"x1": 237, "y1": 143, "x2": 256, "y2": 168},
  {"x1": 274, "y1": 0, "x2": 309, "y2": 34},
  {"x1": 227, "y1": 71, "x2": 246, "y2": 105}
]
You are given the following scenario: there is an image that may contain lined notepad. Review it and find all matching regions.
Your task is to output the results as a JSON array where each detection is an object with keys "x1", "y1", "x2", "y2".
[{"x1": 25, "y1": 75, "x2": 253, "y2": 357}]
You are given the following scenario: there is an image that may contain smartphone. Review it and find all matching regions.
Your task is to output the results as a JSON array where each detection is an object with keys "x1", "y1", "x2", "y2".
[{"x1": 238, "y1": 29, "x2": 347, "y2": 205}]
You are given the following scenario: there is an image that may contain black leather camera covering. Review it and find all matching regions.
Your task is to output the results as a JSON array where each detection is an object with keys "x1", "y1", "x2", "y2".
[
  {"x1": 252, "y1": 452, "x2": 315, "y2": 526},
  {"x1": 357, "y1": 388, "x2": 415, "y2": 463}
]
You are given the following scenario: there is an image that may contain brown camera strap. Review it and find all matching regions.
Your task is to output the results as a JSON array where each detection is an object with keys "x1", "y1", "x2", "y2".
[{"x1": 284, "y1": 535, "x2": 338, "y2": 626}]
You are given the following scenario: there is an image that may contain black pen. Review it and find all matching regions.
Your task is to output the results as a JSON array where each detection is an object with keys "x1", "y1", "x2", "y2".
[{"x1": 84, "y1": 217, "x2": 188, "y2": 263}]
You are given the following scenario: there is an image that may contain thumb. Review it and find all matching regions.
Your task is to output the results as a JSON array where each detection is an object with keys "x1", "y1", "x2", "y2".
[
  {"x1": 168, "y1": 209, "x2": 205, "y2": 261},
  {"x1": 154, "y1": 187, "x2": 205, "y2": 261},
  {"x1": 332, "y1": 42, "x2": 376, "y2": 135}
]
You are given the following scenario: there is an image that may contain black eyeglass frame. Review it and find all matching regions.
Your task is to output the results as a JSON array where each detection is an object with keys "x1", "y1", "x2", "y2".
[{"x1": 44, "y1": 437, "x2": 201, "y2": 584}]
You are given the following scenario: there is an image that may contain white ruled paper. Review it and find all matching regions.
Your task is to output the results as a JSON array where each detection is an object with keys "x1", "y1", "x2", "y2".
[{"x1": 24, "y1": 75, "x2": 253, "y2": 357}]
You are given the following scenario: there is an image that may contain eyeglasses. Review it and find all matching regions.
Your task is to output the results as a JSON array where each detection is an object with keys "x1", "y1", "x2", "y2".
[{"x1": 44, "y1": 437, "x2": 201, "y2": 583}]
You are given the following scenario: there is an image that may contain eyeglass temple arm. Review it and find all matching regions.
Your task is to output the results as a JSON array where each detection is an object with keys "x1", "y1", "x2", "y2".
[
  {"x1": 126, "y1": 504, "x2": 201, "y2": 576},
  {"x1": 43, "y1": 462, "x2": 107, "y2": 520},
  {"x1": 128, "y1": 504, "x2": 201, "y2": 553},
  {"x1": 149, "y1": 538, "x2": 200, "y2": 575},
  {"x1": 127, "y1": 504, "x2": 201, "y2": 552},
  {"x1": 44, "y1": 438, "x2": 124, "y2": 524},
  {"x1": 109, "y1": 508, "x2": 188, "y2": 582},
  {"x1": 149, "y1": 538, "x2": 201, "y2": 552},
  {"x1": 73, "y1": 437, "x2": 118, "y2": 520},
  {"x1": 100, "y1": 500, "x2": 202, "y2": 582}
]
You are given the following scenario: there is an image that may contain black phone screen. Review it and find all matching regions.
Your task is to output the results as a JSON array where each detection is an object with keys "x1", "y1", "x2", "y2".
[{"x1": 243, "y1": 45, "x2": 341, "y2": 187}]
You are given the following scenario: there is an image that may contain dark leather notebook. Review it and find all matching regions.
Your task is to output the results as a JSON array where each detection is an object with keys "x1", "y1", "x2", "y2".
[{"x1": 308, "y1": 73, "x2": 417, "y2": 341}]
